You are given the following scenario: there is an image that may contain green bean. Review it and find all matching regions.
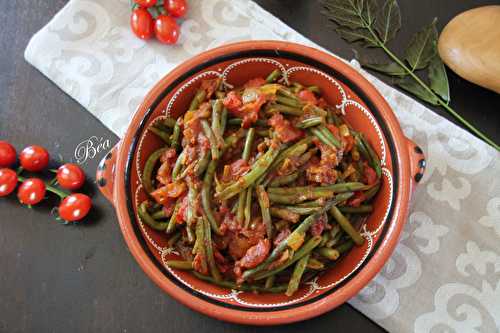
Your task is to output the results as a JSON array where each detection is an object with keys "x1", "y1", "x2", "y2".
[
  {"x1": 192, "y1": 272, "x2": 287, "y2": 293},
  {"x1": 166, "y1": 201, "x2": 181, "y2": 234},
  {"x1": 223, "y1": 129, "x2": 247, "y2": 150},
  {"x1": 203, "y1": 216, "x2": 221, "y2": 281},
  {"x1": 320, "y1": 232, "x2": 330, "y2": 247},
  {"x1": 186, "y1": 181, "x2": 198, "y2": 243},
  {"x1": 266, "y1": 103, "x2": 304, "y2": 116},
  {"x1": 194, "y1": 218, "x2": 208, "y2": 273},
  {"x1": 295, "y1": 199, "x2": 323, "y2": 208},
  {"x1": 326, "y1": 109, "x2": 335, "y2": 124},
  {"x1": 166, "y1": 260, "x2": 193, "y2": 270},
  {"x1": 279, "y1": 206, "x2": 320, "y2": 215},
  {"x1": 162, "y1": 117, "x2": 175, "y2": 128},
  {"x1": 277, "y1": 87, "x2": 301, "y2": 101},
  {"x1": 201, "y1": 120, "x2": 220, "y2": 160},
  {"x1": 266, "y1": 69, "x2": 282, "y2": 83},
  {"x1": 138, "y1": 201, "x2": 168, "y2": 231},
  {"x1": 149, "y1": 127, "x2": 171, "y2": 144},
  {"x1": 285, "y1": 254, "x2": 310, "y2": 296},
  {"x1": 270, "y1": 137, "x2": 313, "y2": 171},
  {"x1": 242, "y1": 128, "x2": 255, "y2": 161},
  {"x1": 306, "y1": 258, "x2": 325, "y2": 270},
  {"x1": 243, "y1": 201, "x2": 335, "y2": 280},
  {"x1": 236, "y1": 189, "x2": 246, "y2": 224},
  {"x1": 330, "y1": 206, "x2": 364, "y2": 246},
  {"x1": 170, "y1": 118, "x2": 182, "y2": 151},
  {"x1": 269, "y1": 171, "x2": 299, "y2": 187},
  {"x1": 325, "y1": 224, "x2": 342, "y2": 248},
  {"x1": 276, "y1": 95, "x2": 303, "y2": 108},
  {"x1": 318, "y1": 125, "x2": 342, "y2": 148},
  {"x1": 254, "y1": 236, "x2": 321, "y2": 280},
  {"x1": 317, "y1": 247, "x2": 340, "y2": 260},
  {"x1": 218, "y1": 106, "x2": 228, "y2": 133},
  {"x1": 171, "y1": 150, "x2": 185, "y2": 181},
  {"x1": 217, "y1": 144, "x2": 282, "y2": 200},
  {"x1": 307, "y1": 86, "x2": 321, "y2": 94},
  {"x1": 265, "y1": 275, "x2": 275, "y2": 288},
  {"x1": 142, "y1": 148, "x2": 167, "y2": 194},
  {"x1": 194, "y1": 150, "x2": 210, "y2": 176},
  {"x1": 270, "y1": 207, "x2": 300, "y2": 223},
  {"x1": 310, "y1": 127, "x2": 336, "y2": 149},
  {"x1": 364, "y1": 182, "x2": 381, "y2": 201},
  {"x1": 297, "y1": 117, "x2": 323, "y2": 129},
  {"x1": 201, "y1": 160, "x2": 221, "y2": 235},
  {"x1": 189, "y1": 89, "x2": 206, "y2": 111},
  {"x1": 296, "y1": 148, "x2": 317, "y2": 167},
  {"x1": 215, "y1": 91, "x2": 225, "y2": 99},
  {"x1": 256, "y1": 129, "x2": 270, "y2": 137},
  {"x1": 256, "y1": 185, "x2": 273, "y2": 239},
  {"x1": 339, "y1": 205, "x2": 373, "y2": 214},
  {"x1": 304, "y1": 104, "x2": 328, "y2": 117},
  {"x1": 268, "y1": 182, "x2": 369, "y2": 195},
  {"x1": 227, "y1": 118, "x2": 268, "y2": 127},
  {"x1": 355, "y1": 133, "x2": 381, "y2": 178},
  {"x1": 244, "y1": 186, "x2": 253, "y2": 228},
  {"x1": 211, "y1": 99, "x2": 224, "y2": 148},
  {"x1": 151, "y1": 209, "x2": 167, "y2": 220},
  {"x1": 167, "y1": 231, "x2": 181, "y2": 247},
  {"x1": 336, "y1": 240, "x2": 355, "y2": 254}
]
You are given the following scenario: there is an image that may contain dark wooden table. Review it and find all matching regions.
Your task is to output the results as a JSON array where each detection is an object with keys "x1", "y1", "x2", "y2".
[{"x1": 0, "y1": 1, "x2": 498, "y2": 332}]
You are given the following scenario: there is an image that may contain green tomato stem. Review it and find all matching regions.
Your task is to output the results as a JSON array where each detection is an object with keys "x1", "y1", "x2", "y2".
[{"x1": 17, "y1": 175, "x2": 69, "y2": 199}]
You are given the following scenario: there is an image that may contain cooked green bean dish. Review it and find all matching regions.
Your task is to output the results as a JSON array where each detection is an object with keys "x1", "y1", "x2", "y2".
[{"x1": 139, "y1": 71, "x2": 381, "y2": 296}]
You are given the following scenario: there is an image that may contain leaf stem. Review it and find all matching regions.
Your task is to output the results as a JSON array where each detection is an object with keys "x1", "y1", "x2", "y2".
[{"x1": 367, "y1": 27, "x2": 500, "y2": 151}]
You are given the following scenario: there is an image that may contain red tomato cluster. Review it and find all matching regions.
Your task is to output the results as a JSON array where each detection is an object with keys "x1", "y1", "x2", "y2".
[
  {"x1": 0, "y1": 140, "x2": 92, "y2": 223},
  {"x1": 130, "y1": 0, "x2": 187, "y2": 45}
]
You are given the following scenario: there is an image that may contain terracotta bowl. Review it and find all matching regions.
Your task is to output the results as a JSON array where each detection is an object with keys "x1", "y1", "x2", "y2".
[{"x1": 96, "y1": 41, "x2": 425, "y2": 325}]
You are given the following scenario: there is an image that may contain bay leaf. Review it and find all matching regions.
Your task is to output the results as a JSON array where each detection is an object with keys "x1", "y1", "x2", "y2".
[
  {"x1": 375, "y1": 0, "x2": 401, "y2": 43},
  {"x1": 404, "y1": 18, "x2": 438, "y2": 71},
  {"x1": 397, "y1": 76, "x2": 439, "y2": 105},
  {"x1": 428, "y1": 53, "x2": 450, "y2": 102}
]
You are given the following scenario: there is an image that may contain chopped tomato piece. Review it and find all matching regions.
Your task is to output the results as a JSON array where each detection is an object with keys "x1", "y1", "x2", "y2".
[
  {"x1": 200, "y1": 78, "x2": 220, "y2": 99},
  {"x1": 151, "y1": 182, "x2": 186, "y2": 205},
  {"x1": 311, "y1": 213, "x2": 327, "y2": 236},
  {"x1": 223, "y1": 91, "x2": 242, "y2": 112},
  {"x1": 226, "y1": 159, "x2": 250, "y2": 181},
  {"x1": 342, "y1": 135, "x2": 354, "y2": 152},
  {"x1": 273, "y1": 228, "x2": 291, "y2": 246},
  {"x1": 268, "y1": 113, "x2": 304, "y2": 143},
  {"x1": 193, "y1": 252, "x2": 208, "y2": 275},
  {"x1": 298, "y1": 89, "x2": 318, "y2": 104},
  {"x1": 326, "y1": 124, "x2": 341, "y2": 141},
  {"x1": 364, "y1": 164, "x2": 377, "y2": 185},
  {"x1": 244, "y1": 77, "x2": 266, "y2": 88},
  {"x1": 348, "y1": 191, "x2": 366, "y2": 207},
  {"x1": 175, "y1": 195, "x2": 189, "y2": 223},
  {"x1": 239, "y1": 94, "x2": 266, "y2": 128},
  {"x1": 237, "y1": 238, "x2": 270, "y2": 269}
]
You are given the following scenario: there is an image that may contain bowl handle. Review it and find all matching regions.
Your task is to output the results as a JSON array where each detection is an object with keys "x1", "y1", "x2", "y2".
[
  {"x1": 96, "y1": 143, "x2": 119, "y2": 204},
  {"x1": 405, "y1": 138, "x2": 426, "y2": 194}
]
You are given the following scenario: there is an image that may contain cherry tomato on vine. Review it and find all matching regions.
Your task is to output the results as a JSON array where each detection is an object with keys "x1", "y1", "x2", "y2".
[
  {"x1": 155, "y1": 15, "x2": 180, "y2": 44},
  {"x1": 165, "y1": 0, "x2": 187, "y2": 18},
  {"x1": 56, "y1": 163, "x2": 85, "y2": 190},
  {"x1": 134, "y1": 0, "x2": 157, "y2": 7},
  {"x1": 59, "y1": 193, "x2": 92, "y2": 222},
  {"x1": 19, "y1": 145, "x2": 49, "y2": 172},
  {"x1": 131, "y1": 7, "x2": 155, "y2": 40},
  {"x1": 18, "y1": 178, "x2": 46, "y2": 205},
  {"x1": 0, "y1": 141, "x2": 17, "y2": 168},
  {"x1": 0, "y1": 168, "x2": 17, "y2": 197}
]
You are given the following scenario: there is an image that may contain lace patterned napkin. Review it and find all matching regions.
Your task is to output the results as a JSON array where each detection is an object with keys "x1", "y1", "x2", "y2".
[{"x1": 25, "y1": 0, "x2": 500, "y2": 331}]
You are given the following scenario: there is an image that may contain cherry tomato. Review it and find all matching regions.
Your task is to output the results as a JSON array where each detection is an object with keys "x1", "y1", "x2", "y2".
[
  {"x1": 154, "y1": 15, "x2": 180, "y2": 44},
  {"x1": 17, "y1": 178, "x2": 46, "y2": 205},
  {"x1": 134, "y1": 0, "x2": 157, "y2": 7},
  {"x1": 56, "y1": 163, "x2": 85, "y2": 190},
  {"x1": 0, "y1": 168, "x2": 18, "y2": 197},
  {"x1": 59, "y1": 193, "x2": 92, "y2": 222},
  {"x1": 165, "y1": 0, "x2": 187, "y2": 18},
  {"x1": 0, "y1": 141, "x2": 17, "y2": 167},
  {"x1": 130, "y1": 8, "x2": 154, "y2": 40},
  {"x1": 19, "y1": 145, "x2": 49, "y2": 172},
  {"x1": 298, "y1": 89, "x2": 318, "y2": 104}
]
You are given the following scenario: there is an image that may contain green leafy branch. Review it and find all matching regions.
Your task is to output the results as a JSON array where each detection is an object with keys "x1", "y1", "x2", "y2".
[{"x1": 321, "y1": 0, "x2": 499, "y2": 151}]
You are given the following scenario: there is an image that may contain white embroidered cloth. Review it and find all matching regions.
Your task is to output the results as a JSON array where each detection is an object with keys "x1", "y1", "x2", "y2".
[{"x1": 25, "y1": 0, "x2": 500, "y2": 331}]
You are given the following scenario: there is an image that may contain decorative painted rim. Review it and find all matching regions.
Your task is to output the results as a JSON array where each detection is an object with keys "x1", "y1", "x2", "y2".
[{"x1": 123, "y1": 48, "x2": 401, "y2": 314}]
